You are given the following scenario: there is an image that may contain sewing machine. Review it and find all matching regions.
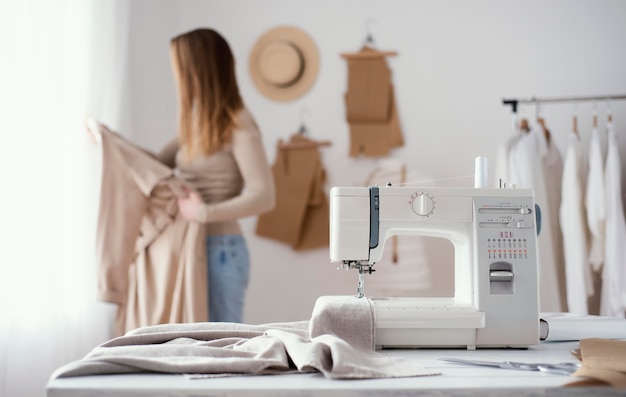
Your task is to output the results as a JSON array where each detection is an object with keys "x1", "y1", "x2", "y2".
[{"x1": 329, "y1": 182, "x2": 540, "y2": 349}]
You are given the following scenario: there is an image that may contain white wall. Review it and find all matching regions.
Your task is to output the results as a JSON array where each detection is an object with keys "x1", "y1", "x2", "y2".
[{"x1": 124, "y1": 0, "x2": 626, "y2": 324}]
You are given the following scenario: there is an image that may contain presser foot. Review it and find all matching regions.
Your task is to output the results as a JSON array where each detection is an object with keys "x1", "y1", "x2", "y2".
[
  {"x1": 356, "y1": 265, "x2": 375, "y2": 298},
  {"x1": 337, "y1": 261, "x2": 375, "y2": 298},
  {"x1": 357, "y1": 271, "x2": 366, "y2": 298}
]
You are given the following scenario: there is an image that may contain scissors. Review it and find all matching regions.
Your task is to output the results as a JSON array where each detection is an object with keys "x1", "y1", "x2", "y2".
[{"x1": 438, "y1": 358, "x2": 581, "y2": 375}]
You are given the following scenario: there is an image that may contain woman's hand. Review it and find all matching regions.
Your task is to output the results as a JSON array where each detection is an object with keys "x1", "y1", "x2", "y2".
[{"x1": 177, "y1": 188, "x2": 203, "y2": 221}]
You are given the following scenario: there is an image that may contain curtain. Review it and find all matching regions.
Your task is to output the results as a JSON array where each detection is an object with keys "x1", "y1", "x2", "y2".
[{"x1": 0, "y1": 1, "x2": 130, "y2": 396}]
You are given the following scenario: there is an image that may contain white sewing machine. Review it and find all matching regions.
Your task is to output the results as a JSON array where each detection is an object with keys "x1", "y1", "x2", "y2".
[{"x1": 329, "y1": 180, "x2": 540, "y2": 349}]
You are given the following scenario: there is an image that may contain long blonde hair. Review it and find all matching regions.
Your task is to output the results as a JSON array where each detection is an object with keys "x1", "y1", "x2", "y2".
[{"x1": 170, "y1": 28, "x2": 243, "y2": 160}]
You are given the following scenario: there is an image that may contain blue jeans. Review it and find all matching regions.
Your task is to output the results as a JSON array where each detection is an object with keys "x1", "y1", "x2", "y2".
[{"x1": 206, "y1": 235, "x2": 250, "y2": 323}]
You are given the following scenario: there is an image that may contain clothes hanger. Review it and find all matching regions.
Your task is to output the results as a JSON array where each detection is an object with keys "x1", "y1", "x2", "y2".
[
  {"x1": 341, "y1": 49, "x2": 398, "y2": 59},
  {"x1": 277, "y1": 108, "x2": 332, "y2": 150},
  {"x1": 340, "y1": 20, "x2": 398, "y2": 59},
  {"x1": 277, "y1": 138, "x2": 332, "y2": 150},
  {"x1": 536, "y1": 118, "x2": 551, "y2": 143},
  {"x1": 363, "y1": 19, "x2": 376, "y2": 49},
  {"x1": 535, "y1": 102, "x2": 551, "y2": 143},
  {"x1": 519, "y1": 118, "x2": 531, "y2": 133}
]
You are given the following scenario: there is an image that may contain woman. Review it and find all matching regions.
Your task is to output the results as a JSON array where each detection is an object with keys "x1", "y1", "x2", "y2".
[{"x1": 157, "y1": 28, "x2": 275, "y2": 323}]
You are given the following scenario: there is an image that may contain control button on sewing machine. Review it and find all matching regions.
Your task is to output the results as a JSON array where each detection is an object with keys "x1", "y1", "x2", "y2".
[
  {"x1": 506, "y1": 221, "x2": 533, "y2": 229},
  {"x1": 410, "y1": 192, "x2": 435, "y2": 217},
  {"x1": 490, "y1": 270, "x2": 514, "y2": 280}
]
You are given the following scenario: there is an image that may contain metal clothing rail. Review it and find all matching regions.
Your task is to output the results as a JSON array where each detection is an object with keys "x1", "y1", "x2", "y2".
[{"x1": 502, "y1": 94, "x2": 626, "y2": 113}]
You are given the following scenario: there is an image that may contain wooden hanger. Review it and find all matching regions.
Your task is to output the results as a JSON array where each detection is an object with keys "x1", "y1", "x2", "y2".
[
  {"x1": 277, "y1": 138, "x2": 331, "y2": 150},
  {"x1": 277, "y1": 125, "x2": 331, "y2": 150},
  {"x1": 341, "y1": 22, "x2": 398, "y2": 59},
  {"x1": 537, "y1": 117, "x2": 551, "y2": 143},
  {"x1": 519, "y1": 118, "x2": 531, "y2": 133},
  {"x1": 276, "y1": 109, "x2": 332, "y2": 150},
  {"x1": 572, "y1": 114, "x2": 579, "y2": 137},
  {"x1": 341, "y1": 46, "x2": 398, "y2": 59}
]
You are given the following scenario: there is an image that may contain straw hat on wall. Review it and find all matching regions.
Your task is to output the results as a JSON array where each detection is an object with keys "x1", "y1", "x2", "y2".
[{"x1": 249, "y1": 26, "x2": 320, "y2": 102}]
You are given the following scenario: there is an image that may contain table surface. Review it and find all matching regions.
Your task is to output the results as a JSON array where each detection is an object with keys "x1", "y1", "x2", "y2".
[{"x1": 47, "y1": 341, "x2": 625, "y2": 397}]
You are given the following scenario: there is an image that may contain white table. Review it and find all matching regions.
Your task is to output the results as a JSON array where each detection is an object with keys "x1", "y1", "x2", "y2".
[{"x1": 47, "y1": 341, "x2": 625, "y2": 397}]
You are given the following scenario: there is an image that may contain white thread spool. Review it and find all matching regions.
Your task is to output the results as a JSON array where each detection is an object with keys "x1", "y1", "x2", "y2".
[{"x1": 474, "y1": 156, "x2": 488, "y2": 188}]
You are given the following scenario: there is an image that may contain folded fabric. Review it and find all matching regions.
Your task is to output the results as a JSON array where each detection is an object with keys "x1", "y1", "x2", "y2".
[
  {"x1": 568, "y1": 338, "x2": 626, "y2": 389},
  {"x1": 309, "y1": 295, "x2": 375, "y2": 352},
  {"x1": 51, "y1": 296, "x2": 439, "y2": 380}
]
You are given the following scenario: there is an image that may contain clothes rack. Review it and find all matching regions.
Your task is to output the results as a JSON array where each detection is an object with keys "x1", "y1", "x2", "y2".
[{"x1": 502, "y1": 94, "x2": 626, "y2": 113}]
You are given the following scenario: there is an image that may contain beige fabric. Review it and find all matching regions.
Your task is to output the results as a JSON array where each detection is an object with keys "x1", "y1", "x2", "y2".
[
  {"x1": 97, "y1": 126, "x2": 208, "y2": 336},
  {"x1": 97, "y1": 109, "x2": 274, "y2": 335},
  {"x1": 542, "y1": 135, "x2": 568, "y2": 311},
  {"x1": 568, "y1": 338, "x2": 626, "y2": 389},
  {"x1": 309, "y1": 295, "x2": 375, "y2": 352},
  {"x1": 51, "y1": 297, "x2": 439, "y2": 380}
]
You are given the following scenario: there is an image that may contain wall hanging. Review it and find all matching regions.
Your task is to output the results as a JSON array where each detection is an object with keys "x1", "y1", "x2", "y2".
[
  {"x1": 249, "y1": 25, "x2": 320, "y2": 102},
  {"x1": 341, "y1": 43, "x2": 403, "y2": 157},
  {"x1": 255, "y1": 130, "x2": 331, "y2": 250}
]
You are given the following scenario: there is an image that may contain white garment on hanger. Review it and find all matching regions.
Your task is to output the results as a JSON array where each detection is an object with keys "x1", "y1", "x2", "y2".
[
  {"x1": 560, "y1": 131, "x2": 592, "y2": 315},
  {"x1": 600, "y1": 123, "x2": 626, "y2": 318},
  {"x1": 502, "y1": 125, "x2": 563, "y2": 312},
  {"x1": 494, "y1": 130, "x2": 521, "y2": 188},
  {"x1": 507, "y1": 126, "x2": 547, "y2": 189},
  {"x1": 585, "y1": 128, "x2": 606, "y2": 270},
  {"x1": 542, "y1": 134, "x2": 567, "y2": 311}
]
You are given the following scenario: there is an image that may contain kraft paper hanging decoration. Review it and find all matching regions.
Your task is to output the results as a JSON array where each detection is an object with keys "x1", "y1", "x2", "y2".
[
  {"x1": 255, "y1": 133, "x2": 331, "y2": 250},
  {"x1": 341, "y1": 46, "x2": 404, "y2": 157}
]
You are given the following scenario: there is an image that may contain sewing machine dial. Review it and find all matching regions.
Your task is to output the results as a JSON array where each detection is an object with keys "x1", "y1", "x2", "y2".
[{"x1": 410, "y1": 192, "x2": 435, "y2": 217}]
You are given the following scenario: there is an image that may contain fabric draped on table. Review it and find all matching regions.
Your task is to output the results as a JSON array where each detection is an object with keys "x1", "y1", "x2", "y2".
[
  {"x1": 96, "y1": 125, "x2": 208, "y2": 336},
  {"x1": 51, "y1": 295, "x2": 439, "y2": 380}
]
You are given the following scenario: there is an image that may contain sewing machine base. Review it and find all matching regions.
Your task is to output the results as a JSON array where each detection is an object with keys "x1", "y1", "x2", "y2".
[
  {"x1": 373, "y1": 297, "x2": 533, "y2": 350},
  {"x1": 376, "y1": 328, "x2": 478, "y2": 350},
  {"x1": 376, "y1": 329, "x2": 534, "y2": 350}
]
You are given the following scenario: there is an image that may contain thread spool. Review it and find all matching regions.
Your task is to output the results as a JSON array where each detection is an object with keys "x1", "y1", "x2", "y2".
[{"x1": 474, "y1": 156, "x2": 488, "y2": 188}]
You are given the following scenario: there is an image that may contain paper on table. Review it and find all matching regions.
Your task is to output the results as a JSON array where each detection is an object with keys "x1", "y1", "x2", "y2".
[
  {"x1": 568, "y1": 338, "x2": 626, "y2": 389},
  {"x1": 540, "y1": 312, "x2": 626, "y2": 341}
]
